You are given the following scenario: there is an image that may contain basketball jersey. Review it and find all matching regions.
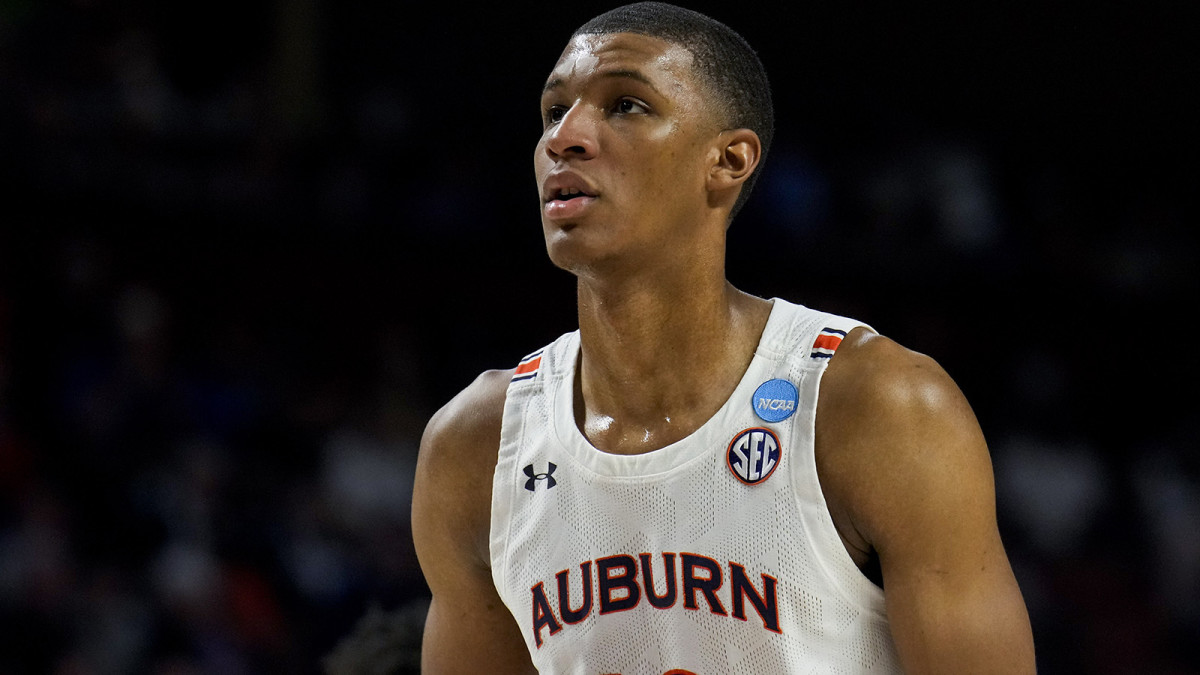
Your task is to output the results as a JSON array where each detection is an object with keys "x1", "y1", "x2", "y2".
[{"x1": 490, "y1": 299, "x2": 902, "y2": 674}]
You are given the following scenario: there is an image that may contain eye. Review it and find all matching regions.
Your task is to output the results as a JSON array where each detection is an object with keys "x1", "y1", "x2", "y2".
[
  {"x1": 613, "y1": 98, "x2": 649, "y2": 115},
  {"x1": 544, "y1": 104, "x2": 568, "y2": 125}
]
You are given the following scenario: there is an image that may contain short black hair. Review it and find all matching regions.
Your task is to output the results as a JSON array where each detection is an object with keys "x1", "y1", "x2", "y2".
[{"x1": 573, "y1": 1, "x2": 774, "y2": 220}]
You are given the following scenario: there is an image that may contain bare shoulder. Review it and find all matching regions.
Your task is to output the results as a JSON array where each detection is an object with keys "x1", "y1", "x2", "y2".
[
  {"x1": 421, "y1": 367, "x2": 513, "y2": 469},
  {"x1": 816, "y1": 328, "x2": 993, "y2": 549},
  {"x1": 413, "y1": 368, "x2": 513, "y2": 570},
  {"x1": 819, "y1": 328, "x2": 981, "y2": 457},
  {"x1": 821, "y1": 328, "x2": 971, "y2": 424},
  {"x1": 817, "y1": 333, "x2": 1035, "y2": 672}
]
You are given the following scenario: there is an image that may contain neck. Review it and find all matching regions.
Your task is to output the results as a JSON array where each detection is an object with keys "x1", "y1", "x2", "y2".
[{"x1": 573, "y1": 267, "x2": 772, "y2": 454}]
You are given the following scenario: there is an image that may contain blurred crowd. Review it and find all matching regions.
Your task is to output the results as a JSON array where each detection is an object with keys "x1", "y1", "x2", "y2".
[{"x1": 1, "y1": 1, "x2": 1196, "y2": 673}]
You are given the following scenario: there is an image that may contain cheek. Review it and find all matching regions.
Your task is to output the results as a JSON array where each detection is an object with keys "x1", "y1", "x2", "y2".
[
  {"x1": 645, "y1": 148, "x2": 706, "y2": 197},
  {"x1": 652, "y1": 129, "x2": 708, "y2": 181},
  {"x1": 533, "y1": 137, "x2": 547, "y2": 167},
  {"x1": 533, "y1": 141, "x2": 553, "y2": 183}
]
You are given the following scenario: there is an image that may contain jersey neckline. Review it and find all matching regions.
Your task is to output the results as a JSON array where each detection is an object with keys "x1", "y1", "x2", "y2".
[{"x1": 550, "y1": 297, "x2": 791, "y2": 478}]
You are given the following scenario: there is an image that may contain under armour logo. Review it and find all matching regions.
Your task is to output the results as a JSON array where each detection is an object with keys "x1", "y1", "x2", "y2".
[{"x1": 524, "y1": 463, "x2": 557, "y2": 491}]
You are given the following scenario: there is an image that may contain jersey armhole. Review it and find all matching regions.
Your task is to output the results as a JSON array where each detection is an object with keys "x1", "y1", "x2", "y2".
[{"x1": 791, "y1": 315, "x2": 889, "y2": 616}]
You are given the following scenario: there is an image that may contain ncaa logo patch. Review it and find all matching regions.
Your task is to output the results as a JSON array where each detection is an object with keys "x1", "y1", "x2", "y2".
[
  {"x1": 727, "y1": 428, "x2": 781, "y2": 485},
  {"x1": 752, "y1": 378, "x2": 798, "y2": 423}
]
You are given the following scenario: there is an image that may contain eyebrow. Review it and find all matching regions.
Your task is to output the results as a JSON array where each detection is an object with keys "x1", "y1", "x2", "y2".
[{"x1": 542, "y1": 69, "x2": 661, "y2": 96}]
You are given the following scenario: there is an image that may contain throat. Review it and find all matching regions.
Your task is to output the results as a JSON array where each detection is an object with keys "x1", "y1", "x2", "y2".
[
  {"x1": 580, "y1": 409, "x2": 691, "y2": 456},
  {"x1": 571, "y1": 288, "x2": 775, "y2": 455},
  {"x1": 573, "y1": 353, "x2": 737, "y2": 456}
]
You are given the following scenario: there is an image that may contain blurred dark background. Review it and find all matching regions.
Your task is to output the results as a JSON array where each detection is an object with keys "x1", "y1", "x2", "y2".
[{"x1": 0, "y1": 1, "x2": 1196, "y2": 673}]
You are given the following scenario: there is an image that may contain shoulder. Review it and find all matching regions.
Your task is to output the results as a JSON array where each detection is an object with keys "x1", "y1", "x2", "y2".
[
  {"x1": 413, "y1": 368, "x2": 513, "y2": 567},
  {"x1": 820, "y1": 328, "x2": 971, "y2": 425},
  {"x1": 817, "y1": 330, "x2": 1036, "y2": 671},
  {"x1": 816, "y1": 328, "x2": 992, "y2": 547},
  {"x1": 421, "y1": 368, "x2": 513, "y2": 462}
]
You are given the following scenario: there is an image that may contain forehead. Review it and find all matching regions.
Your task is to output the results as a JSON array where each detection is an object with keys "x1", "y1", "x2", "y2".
[{"x1": 543, "y1": 32, "x2": 700, "y2": 97}]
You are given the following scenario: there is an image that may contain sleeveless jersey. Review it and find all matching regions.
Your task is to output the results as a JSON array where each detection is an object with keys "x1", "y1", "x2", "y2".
[{"x1": 490, "y1": 299, "x2": 902, "y2": 674}]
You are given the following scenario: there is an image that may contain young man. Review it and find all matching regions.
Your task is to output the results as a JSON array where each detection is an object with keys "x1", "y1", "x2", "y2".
[{"x1": 412, "y1": 3, "x2": 1036, "y2": 673}]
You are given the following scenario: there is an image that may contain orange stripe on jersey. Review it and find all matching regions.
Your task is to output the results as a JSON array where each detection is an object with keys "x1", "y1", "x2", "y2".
[
  {"x1": 812, "y1": 334, "x2": 843, "y2": 352},
  {"x1": 515, "y1": 356, "x2": 542, "y2": 375}
]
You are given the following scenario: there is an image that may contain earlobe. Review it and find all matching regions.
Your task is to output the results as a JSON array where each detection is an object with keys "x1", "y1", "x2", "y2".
[{"x1": 708, "y1": 129, "x2": 761, "y2": 192}]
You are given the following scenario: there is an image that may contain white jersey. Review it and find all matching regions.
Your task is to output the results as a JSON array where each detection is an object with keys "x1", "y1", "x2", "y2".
[{"x1": 490, "y1": 299, "x2": 902, "y2": 674}]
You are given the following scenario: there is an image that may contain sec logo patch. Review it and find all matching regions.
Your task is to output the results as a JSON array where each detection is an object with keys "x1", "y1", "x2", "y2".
[{"x1": 726, "y1": 428, "x2": 781, "y2": 485}]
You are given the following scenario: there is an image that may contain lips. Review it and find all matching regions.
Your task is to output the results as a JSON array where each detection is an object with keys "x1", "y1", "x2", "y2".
[
  {"x1": 543, "y1": 192, "x2": 597, "y2": 220},
  {"x1": 541, "y1": 171, "x2": 599, "y2": 220}
]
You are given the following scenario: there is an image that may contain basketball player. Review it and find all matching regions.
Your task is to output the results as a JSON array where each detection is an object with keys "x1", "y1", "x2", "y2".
[{"x1": 412, "y1": 3, "x2": 1036, "y2": 672}]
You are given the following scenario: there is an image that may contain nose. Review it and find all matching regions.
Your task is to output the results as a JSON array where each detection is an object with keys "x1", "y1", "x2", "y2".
[{"x1": 544, "y1": 103, "x2": 597, "y2": 160}]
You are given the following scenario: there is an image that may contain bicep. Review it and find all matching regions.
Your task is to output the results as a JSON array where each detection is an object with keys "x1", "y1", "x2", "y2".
[
  {"x1": 844, "y1": 351, "x2": 1035, "y2": 672},
  {"x1": 883, "y1": 545, "x2": 1033, "y2": 674},
  {"x1": 421, "y1": 579, "x2": 535, "y2": 673},
  {"x1": 878, "y1": 473, "x2": 1034, "y2": 674},
  {"x1": 411, "y1": 373, "x2": 536, "y2": 674},
  {"x1": 413, "y1": 450, "x2": 536, "y2": 674}
]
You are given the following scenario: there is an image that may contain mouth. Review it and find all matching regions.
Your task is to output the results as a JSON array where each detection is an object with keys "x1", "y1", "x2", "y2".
[
  {"x1": 542, "y1": 186, "x2": 598, "y2": 220},
  {"x1": 545, "y1": 186, "x2": 596, "y2": 205}
]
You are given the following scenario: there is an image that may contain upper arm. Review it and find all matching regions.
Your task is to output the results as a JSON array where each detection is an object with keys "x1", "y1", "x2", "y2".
[
  {"x1": 411, "y1": 369, "x2": 536, "y2": 674},
  {"x1": 820, "y1": 333, "x2": 1035, "y2": 673}
]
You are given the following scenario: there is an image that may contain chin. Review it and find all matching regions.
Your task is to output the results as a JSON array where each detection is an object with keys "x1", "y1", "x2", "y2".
[
  {"x1": 544, "y1": 229, "x2": 613, "y2": 276},
  {"x1": 544, "y1": 236, "x2": 588, "y2": 274}
]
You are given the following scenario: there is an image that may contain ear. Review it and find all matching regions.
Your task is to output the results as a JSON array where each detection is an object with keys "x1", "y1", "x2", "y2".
[{"x1": 706, "y1": 128, "x2": 762, "y2": 194}]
